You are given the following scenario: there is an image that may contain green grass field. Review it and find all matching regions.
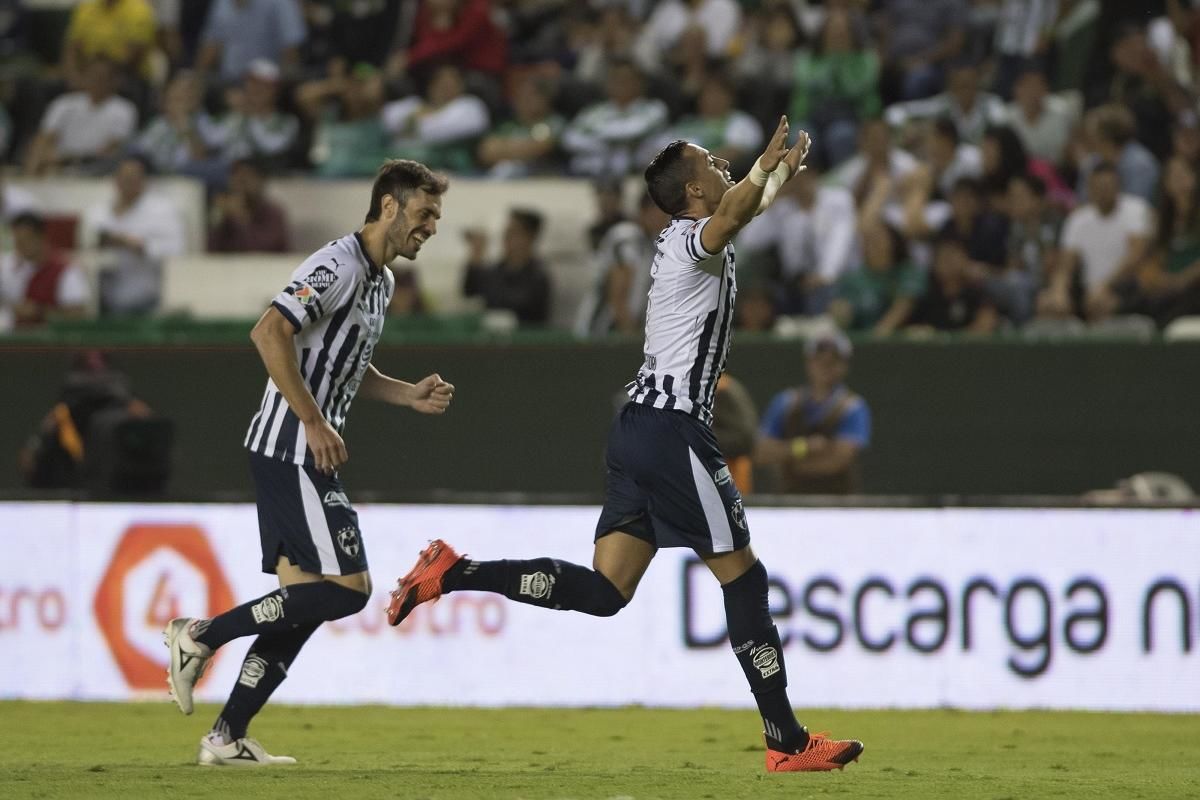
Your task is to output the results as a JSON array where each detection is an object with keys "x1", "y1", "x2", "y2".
[{"x1": 1, "y1": 702, "x2": 1197, "y2": 799}]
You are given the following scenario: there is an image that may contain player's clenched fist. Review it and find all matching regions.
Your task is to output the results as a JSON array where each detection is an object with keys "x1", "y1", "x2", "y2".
[{"x1": 409, "y1": 373, "x2": 455, "y2": 415}]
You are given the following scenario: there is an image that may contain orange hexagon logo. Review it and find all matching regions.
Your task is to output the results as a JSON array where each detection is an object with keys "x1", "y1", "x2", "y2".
[{"x1": 93, "y1": 524, "x2": 235, "y2": 690}]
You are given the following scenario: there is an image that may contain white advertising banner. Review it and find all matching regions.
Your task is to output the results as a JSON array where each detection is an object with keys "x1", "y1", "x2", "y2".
[{"x1": 1, "y1": 503, "x2": 1197, "y2": 711}]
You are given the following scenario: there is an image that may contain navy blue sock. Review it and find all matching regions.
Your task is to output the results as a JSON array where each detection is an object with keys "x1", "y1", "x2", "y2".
[
  {"x1": 194, "y1": 582, "x2": 368, "y2": 651},
  {"x1": 722, "y1": 560, "x2": 808, "y2": 752},
  {"x1": 212, "y1": 623, "x2": 319, "y2": 741},
  {"x1": 445, "y1": 558, "x2": 627, "y2": 616}
]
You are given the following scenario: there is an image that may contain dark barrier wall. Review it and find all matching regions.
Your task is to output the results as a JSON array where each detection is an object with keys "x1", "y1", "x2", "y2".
[{"x1": 2, "y1": 339, "x2": 1197, "y2": 496}]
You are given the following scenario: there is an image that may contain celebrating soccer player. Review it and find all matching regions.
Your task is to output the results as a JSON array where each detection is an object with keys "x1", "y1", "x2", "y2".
[
  {"x1": 388, "y1": 119, "x2": 865, "y2": 772},
  {"x1": 163, "y1": 159, "x2": 455, "y2": 766}
]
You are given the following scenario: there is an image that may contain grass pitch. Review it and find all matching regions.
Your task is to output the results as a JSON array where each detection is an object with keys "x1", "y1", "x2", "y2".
[{"x1": 1, "y1": 702, "x2": 1197, "y2": 799}]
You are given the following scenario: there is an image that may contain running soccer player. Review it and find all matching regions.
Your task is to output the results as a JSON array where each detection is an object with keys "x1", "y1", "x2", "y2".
[
  {"x1": 164, "y1": 159, "x2": 455, "y2": 766},
  {"x1": 387, "y1": 119, "x2": 865, "y2": 773}
]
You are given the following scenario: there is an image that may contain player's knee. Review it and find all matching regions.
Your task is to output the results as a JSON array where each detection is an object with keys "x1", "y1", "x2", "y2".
[{"x1": 591, "y1": 573, "x2": 629, "y2": 617}]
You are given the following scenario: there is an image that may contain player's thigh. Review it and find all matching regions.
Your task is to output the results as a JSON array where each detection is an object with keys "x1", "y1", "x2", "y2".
[
  {"x1": 593, "y1": 531, "x2": 656, "y2": 600},
  {"x1": 276, "y1": 555, "x2": 372, "y2": 595},
  {"x1": 698, "y1": 544, "x2": 758, "y2": 586}
]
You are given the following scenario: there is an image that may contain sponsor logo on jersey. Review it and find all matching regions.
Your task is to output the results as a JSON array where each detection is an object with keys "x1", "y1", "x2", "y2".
[{"x1": 305, "y1": 265, "x2": 338, "y2": 293}]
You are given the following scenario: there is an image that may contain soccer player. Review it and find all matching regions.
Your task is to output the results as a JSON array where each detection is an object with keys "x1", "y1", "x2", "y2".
[
  {"x1": 387, "y1": 119, "x2": 865, "y2": 772},
  {"x1": 164, "y1": 159, "x2": 455, "y2": 766}
]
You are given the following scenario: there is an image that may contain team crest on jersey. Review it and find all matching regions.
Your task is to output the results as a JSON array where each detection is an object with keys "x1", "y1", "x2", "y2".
[
  {"x1": 337, "y1": 526, "x2": 361, "y2": 557},
  {"x1": 731, "y1": 498, "x2": 747, "y2": 530},
  {"x1": 304, "y1": 265, "x2": 338, "y2": 293}
]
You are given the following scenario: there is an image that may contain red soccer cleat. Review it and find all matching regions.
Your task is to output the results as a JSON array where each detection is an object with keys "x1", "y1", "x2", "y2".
[
  {"x1": 386, "y1": 539, "x2": 463, "y2": 626},
  {"x1": 765, "y1": 731, "x2": 864, "y2": 772}
]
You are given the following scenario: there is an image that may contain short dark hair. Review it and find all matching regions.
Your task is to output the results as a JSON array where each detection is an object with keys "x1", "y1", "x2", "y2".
[
  {"x1": 1010, "y1": 172, "x2": 1047, "y2": 197},
  {"x1": 364, "y1": 159, "x2": 449, "y2": 223},
  {"x1": 644, "y1": 140, "x2": 693, "y2": 215},
  {"x1": 951, "y1": 176, "x2": 985, "y2": 199},
  {"x1": 509, "y1": 207, "x2": 544, "y2": 238},
  {"x1": 1090, "y1": 161, "x2": 1119, "y2": 179},
  {"x1": 11, "y1": 211, "x2": 44, "y2": 232}
]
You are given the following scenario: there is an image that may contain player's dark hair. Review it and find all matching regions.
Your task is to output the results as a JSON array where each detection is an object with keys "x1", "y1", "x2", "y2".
[
  {"x1": 10, "y1": 211, "x2": 44, "y2": 232},
  {"x1": 644, "y1": 140, "x2": 693, "y2": 215},
  {"x1": 509, "y1": 207, "x2": 544, "y2": 238},
  {"x1": 364, "y1": 159, "x2": 449, "y2": 222}
]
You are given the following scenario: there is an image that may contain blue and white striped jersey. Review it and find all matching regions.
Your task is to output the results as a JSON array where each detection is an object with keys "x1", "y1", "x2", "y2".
[
  {"x1": 626, "y1": 216, "x2": 736, "y2": 426},
  {"x1": 245, "y1": 232, "x2": 394, "y2": 465}
]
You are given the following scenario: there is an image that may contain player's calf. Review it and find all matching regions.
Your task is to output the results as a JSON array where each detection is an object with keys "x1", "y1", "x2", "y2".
[{"x1": 447, "y1": 556, "x2": 629, "y2": 615}]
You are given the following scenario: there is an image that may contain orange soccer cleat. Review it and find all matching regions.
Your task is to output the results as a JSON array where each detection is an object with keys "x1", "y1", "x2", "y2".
[
  {"x1": 765, "y1": 731, "x2": 864, "y2": 773},
  {"x1": 386, "y1": 539, "x2": 463, "y2": 626}
]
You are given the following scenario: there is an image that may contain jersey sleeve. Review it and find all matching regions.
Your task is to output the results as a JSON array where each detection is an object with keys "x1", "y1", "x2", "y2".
[
  {"x1": 665, "y1": 217, "x2": 720, "y2": 266},
  {"x1": 272, "y1": 249, "x2": 360, "y2": 332}
]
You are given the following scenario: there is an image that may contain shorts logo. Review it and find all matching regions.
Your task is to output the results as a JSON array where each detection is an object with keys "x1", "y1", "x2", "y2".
[
  {"x1": 238, "y1": 655, "x2": 269, "y2": 688},
  {"x1": 731, "y1": 499, "x2": 747, "y2": 531},
  {"x1": 304, "y1": 265, "x2": 338, "y2": 293},
  {"x1": 714, "y1": 466, "x2": 732, "y2": 486},
  {"x1": 518, "y1": 571, "x2": 555, "y2": 600},
  {"x1": 251, "y1": 595, "x2": 284, "y2": 624},
  {"x1": 336, "y1": 526, "x2": 360, "y2": 557},
  {"x1": 323, "y1": 491, "x2": 351, "y2": 509},
  {"x1": 751, "y1": 644, "x2": 780, "y2": 679}
]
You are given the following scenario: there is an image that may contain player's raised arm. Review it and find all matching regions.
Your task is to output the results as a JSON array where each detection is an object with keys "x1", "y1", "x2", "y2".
[
  {"x1": 700, "y1": 117, "x2": 810, "y2": 255},
  {"x1": 249, "y1": 306, "x2": 347, "y2": 473}
]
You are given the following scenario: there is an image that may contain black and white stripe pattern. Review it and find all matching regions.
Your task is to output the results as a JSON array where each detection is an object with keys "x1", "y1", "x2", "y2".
[{"x1": 245, "y1": 233, "x2": 393, "y2": 466}]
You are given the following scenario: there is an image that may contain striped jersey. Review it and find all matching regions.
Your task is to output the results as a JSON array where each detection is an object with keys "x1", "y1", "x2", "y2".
[
  {"x1": 626, "y1": 216, "x2": 736, "y2": 425},
  {"x1": 245, "y1": 232, "x2": 394, "y2": 465}
]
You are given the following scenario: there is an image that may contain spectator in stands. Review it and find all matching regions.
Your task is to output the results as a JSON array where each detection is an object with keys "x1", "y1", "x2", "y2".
[
  {"x1": 755, "y1": 329, "x2": 871, "y2": 494},
  {"x1": 733, "y1": 3, "x2": 802, "y2": 131},
  {"x1": 24, "y1": 58, "x2": 138, "y2": 176},
  {"x1": 302, "y1": 0, "x2": 400, "y2": 71},
  {"x1": 153, "y1": 0, "x2": 183, "y2": 69},
  {"x1": 633, "y1": 0, "x2": 741, "y2": 79},
  {"x1": 388, "y1": 267, "x2": 427, "y2": 317},
  {"x1": 875, "y1": 0, "x2": 967, "y2": 102},
  {"x1": 567, "y1": 6, "x2": 639, "y2": 90},
  {"x1": 828, "y1": 117, "x2": 919, "y2": 212},
  {"x1": 1109, "y1": 156, "x2": 1200, "y2": 326},
  {"x1": 1039, "y1": 163, "x2": 1152, "y2": 321},
  {"x1": 831, "y1": 221, "x2": 925, "y2": 334},
  {"x1": 738, "y1": 160, "x2": 857, "y2": 316},
  {"x1": 207, "y1": 158, "x2": 288, "y2": 253},
  {"x1": 575, "y1": 191, "x2": 668, "y2": 338},
  {"x1": 0, "y1": 212, "x2": 89, "y2": 330},
  {"x1": 390, "y1": 0, "x2": 508, "y2": 81},
  {"x1": 733, "y1": 282, "x2": 777, "y2": 332},
  {"x1": 208, "y1": 59, "x2": 300, "y2": 170},
  {"x1": 1104, "y1": 22, "x2": 1191, "y2": 161},
  {"x1": 1075, "y1": 104, "x2": 1160, "y2": 205},
  {"x1": 885, "y1": 60, "x2": 1008, "y2": 146},
  {"x1": 940, "y1": 177, "x2": 1008, "y2": 270},
  {"x1": 296, "y1": 61, "x2": 389, "y2": 178},
  {"x1": 61, "y1": 0, "x2": 156, "y2": 84},
  {"x1": 134, "y1": 70, "x2": 222, "y2": 181},
  {"x1": 642, "y1": 72, "x2": 761, "y2": 173},
  {"x1": 790, "y1": 6, "x2": 880, "y2": 168},
  {"x1": 1172, "y1": 112, "x2": 1200, "y2": 164},
  {"x1": 907, "y1": 236, "x2": 999, "y2": 333},
  {"x1": 382, "y1": 63, "x2": 491, "y2": 173},
  {"x1": 197, "y1": 0, "x2": 306, "y2": 84},
  {"x1": 477, "y1": 75, "x2": 565, "y2": 178},
  {"x1": 462, "y1": 208, "x2": 551, "y2": 325},
  {"x1": 712, "y1": 373, "x2": 758, "y2": 494},
  {"x1": 1049, "y1": 0, "x2": 1100, "y2": 92},
  {"x1": 561, "y1": 59, "x2": 668, "y2": 176},
  {"x1": 1007, "y1": 67, "x2": 1072, "y2": 165},
  {"x1": 990, "y1": 0, "x2": 1057, "y2": 98},
  {"x1": 921, "y1": 116, "x2": 982, "y2": 201},
  {"x1": 0, "y1": 171, "x2": 38, "y2": 221},
  {"x1": 1004, "y1": 173, "x2": 1062, "y2": 324},
  {"x1": 84, "y1": 155, "x2": 185, "y2": 315}
]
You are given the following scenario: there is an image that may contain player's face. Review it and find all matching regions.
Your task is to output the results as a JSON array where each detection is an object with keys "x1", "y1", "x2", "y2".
[
  {"x1": 388, "y1": 189, "x2": 442, "y2": 260},
  {"x1": 690, "y1": 145, "x2": 733, "y2": 205}
]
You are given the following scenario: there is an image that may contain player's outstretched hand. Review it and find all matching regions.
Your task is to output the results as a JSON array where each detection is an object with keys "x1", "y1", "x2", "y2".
[
  {"x1": 782, "y1": 129, "x2": 812, "y2": 179},
  {"x1": 409, "y1": 373, "x2": 455, "y2": 415},
  {"x1": 756, "y1": 115, "x2": 792, "y2": 173},
  {"x1": 307, "y1": 417, "x2": 348, "y2": 475}
]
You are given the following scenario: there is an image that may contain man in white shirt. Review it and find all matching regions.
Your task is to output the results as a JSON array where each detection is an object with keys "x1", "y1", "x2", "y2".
[
  {"x1": 24, "y1": 59, "x2": 138, "y2": 175},
  {"x1": 884, "y1": 61, "x2": 1008, "y2": 145},
  {"x1": 84, "y1": 155, "x2": 186, "y2": 314},
  {"x1": 738, "y1": 163, "x2": 857, "y2": 315},
  {"x1": 633, "y1": 0, "x2": 741, "y2": 76},
  {"x1": 381, "y1": 64, "x2": 490, "y2": 172},
  {"x1": 0, "y1": 212, "x2": 89, "y2": 331},
  {"x1": 1039, "y1": 163, "x2": 1152, "y2": 320},
  {"x1": 1007, "y1": 67, "x2": 1072, "y2": 164},
  {"x1": 563, "y1": 60, "x2": 669, "y2": 176}
]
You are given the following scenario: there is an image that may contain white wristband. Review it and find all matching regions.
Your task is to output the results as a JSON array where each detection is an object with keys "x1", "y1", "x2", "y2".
[{"x1": 748, "y1": 159, "x2": 771, "y2": 187}]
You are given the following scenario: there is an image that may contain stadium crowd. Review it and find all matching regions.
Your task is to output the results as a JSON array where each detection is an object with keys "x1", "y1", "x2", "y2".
[{"x1": 1, "y1": 0, "x2": 1200, "y2": 336}]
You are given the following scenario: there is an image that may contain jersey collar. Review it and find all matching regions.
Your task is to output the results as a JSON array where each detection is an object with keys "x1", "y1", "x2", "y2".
[{"x1": 353, "y1": 231, "x2": 383, "y2": 278}]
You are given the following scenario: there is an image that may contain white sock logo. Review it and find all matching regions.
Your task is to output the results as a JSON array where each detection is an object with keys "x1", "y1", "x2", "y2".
[
  {"x1": 518, "y1": 571, "x2": 555, "y2": 600},
  {"x1": 238, "y1": 655, "x2": 269, "y2": 688},
  {"x1": 751, "y1": 644, "x2": 781, "y2": 679},
  {"x1": 251, "y1": 595, "x2": 284, "y2": 624}
]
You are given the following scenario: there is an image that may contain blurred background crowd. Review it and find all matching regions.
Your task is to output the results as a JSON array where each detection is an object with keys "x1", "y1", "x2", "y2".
[{"x1": 1, "y1": 0, "x2": 1199, "y2": 339}]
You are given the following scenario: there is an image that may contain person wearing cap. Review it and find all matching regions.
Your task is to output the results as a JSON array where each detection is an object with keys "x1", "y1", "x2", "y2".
[
  {"x1": 0, "y1": 212, "x2": 90, "y2": 330},
  {"x1": 754, "y1": 330, "x2": 872, "y2": 494}
]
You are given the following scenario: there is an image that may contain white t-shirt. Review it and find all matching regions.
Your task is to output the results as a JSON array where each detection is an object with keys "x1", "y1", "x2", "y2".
[
  {"x1": 0, "y1": 252, "x2": 90, "y2": 310},
  {"x1": 1061, "y1": 195, "x2": 1152, "y2": 289},
  {"x1": 40, "y1": 92, "x2": 138, "y2": 160},
  {"x1": 84, "y1": 191, "x2": 187, "y2": 260},
  {"x1": 381, "y1": 95, "x2": 490, "y2": 145}
]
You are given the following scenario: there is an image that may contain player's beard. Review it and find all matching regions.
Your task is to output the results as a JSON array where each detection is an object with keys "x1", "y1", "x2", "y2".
[{"x1": 389, "y1": 215, "x2": 418, "y2": 260}]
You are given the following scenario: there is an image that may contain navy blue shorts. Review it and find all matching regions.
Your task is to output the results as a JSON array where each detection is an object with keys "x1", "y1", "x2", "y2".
[
  {"x1": 595, "y1": 403, "x2": 750, "y2": 554},
  {"x1": 248, "y1": 451, "x2": 368, "y2": 576}
]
